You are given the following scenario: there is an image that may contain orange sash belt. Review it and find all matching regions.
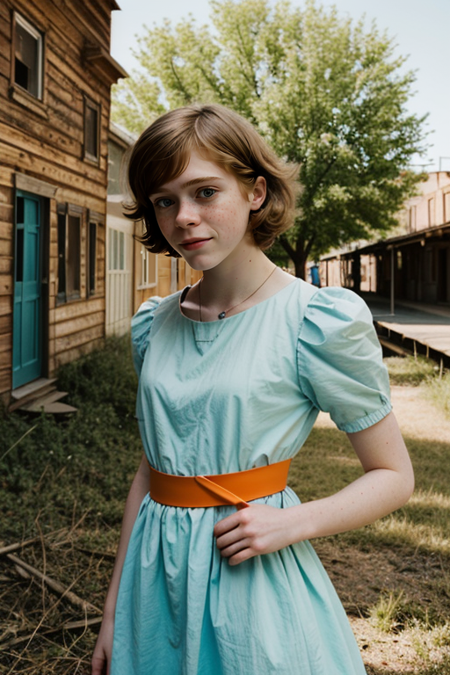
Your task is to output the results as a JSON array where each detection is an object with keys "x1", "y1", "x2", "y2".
[{"x1": 148, "y1": 459, "x2": 292, "y2": 509}]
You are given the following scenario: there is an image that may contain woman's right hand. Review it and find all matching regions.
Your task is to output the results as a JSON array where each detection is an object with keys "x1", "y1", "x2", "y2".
[{"x1": 91, "y1": 614, "x2": 114, "y2": 675}]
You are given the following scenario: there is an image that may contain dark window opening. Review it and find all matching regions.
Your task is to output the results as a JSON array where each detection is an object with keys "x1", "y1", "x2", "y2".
[
  {"x1": 67, "y1": 214, "x2": 81, "y2": 296},
  {"x1": 14, "y1": 15, "x2": 43, "y2": 99},
  {"x1": 84, "y1": 99, "x2": 100, "y2": 162},
  {"x1": 57, "y1": 212, "x2": 66, "y2": 297},
  {"x1": 57, "y1": 206, "x2": 82, "y2": 302},
  {"x1": 15, "y1": 58, "x2": 29, "y2": 89},
  {"x1": 88, "y1": 222, "x2": 97, "y2": 295},
  {"x1": 16, "y1": 196, "x2": 24, "y2": 224},
  {"x1": 16, "y1": 228, "x2": 24, "y2": 282}
]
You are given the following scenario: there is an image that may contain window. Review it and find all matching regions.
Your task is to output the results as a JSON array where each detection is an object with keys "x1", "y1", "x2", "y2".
[
  {"x1": 13, "y1": 13, "x2": 43, "y2": 99},
  {"x1": 87, "y1": 221, "x2": 97, "y2": 296},
  {"x1": 57, "y1": 204, "x2": 82, "y2": 302},
  {"x1": 84, "y1": 98, "x2": 100, "y2": 163},
  {"x1": 109, "y1": 229, "x2": 125, "y2": 271},
  {"x1": 138, "y1": 246, "x2": 157, "y2": 288}
]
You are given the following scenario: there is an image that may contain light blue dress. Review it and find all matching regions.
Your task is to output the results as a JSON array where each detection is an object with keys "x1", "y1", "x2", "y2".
[{"x1": 111, "y1": 279, "x2": 391, "y2": 675}]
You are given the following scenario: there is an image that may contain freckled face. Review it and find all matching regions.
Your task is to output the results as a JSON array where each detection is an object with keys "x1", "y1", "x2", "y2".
[{"x1": 149, "y1": 152, "x2": 265, "y2": 271}]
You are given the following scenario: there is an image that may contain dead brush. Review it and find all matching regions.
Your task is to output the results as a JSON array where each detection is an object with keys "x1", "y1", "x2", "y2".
[{"x1": 0, "y1": 523, "x2": 112, "y2": 675}]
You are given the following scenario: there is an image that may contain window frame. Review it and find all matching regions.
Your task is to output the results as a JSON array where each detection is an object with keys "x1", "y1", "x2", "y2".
[
  {"x1": 56, "y1": 203, "x2": 83, "y2": 305},
  {"x1": 84, "y1": 96, "x2": 101, "y2": 165},
  {"x1": 11, "y1": 11, "x2": 44, "y2": 101},
  {"x1": 137, "y1": 245, "x2": 158, "y2": 290},
  {"x1": 87, "y1": 219, "x2": 97, "y2": 297},
  {"x1": 86, "y1": 210, "x2": 104, "y2": 297}
]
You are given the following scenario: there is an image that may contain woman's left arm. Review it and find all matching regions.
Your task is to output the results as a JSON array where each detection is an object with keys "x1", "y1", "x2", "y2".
[{"x1": 214, "y1": 412, "x2": 414, "y2": 565}]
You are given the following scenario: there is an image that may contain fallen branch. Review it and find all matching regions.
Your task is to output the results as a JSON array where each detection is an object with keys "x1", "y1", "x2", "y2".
[
  {"x1": 0, "y1": 424, "x2": 38, "y2": 462},
  {"x1": 0, "y1": 528, "x2": 68, "y2": 557},
  {"x1": 0, "y1": 617, "x2": 102, "y2": 650},
  {"x1": 73, "y1": 545, "x2": 116, "y2": 561},
  {"x1": 7, "y1": 553, "x2": 101, "y2": 615}
]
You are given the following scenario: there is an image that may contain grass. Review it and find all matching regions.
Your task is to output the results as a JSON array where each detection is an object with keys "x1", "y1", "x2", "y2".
[
  {"x1": 385, "y1": 354, "x2": 450, "y2": 421},
  {"x1": 385, "y1": 355, "x2": 438, "y2": 386},
  {"x1": 425, "y1": 371, "x2": 450, "y2": 418},
  {"x1": 369, "y1": 590, "x2": 406, "y2": 632},
  {"x1": 0, "y1": 336, "x2": 141, "y2": 675},
  {"x1": 0, "y1": 343, "x2": 449, "y2": 673},
  {"x1": 0, "y1": 336, "x2": 142, "y2": 543}
]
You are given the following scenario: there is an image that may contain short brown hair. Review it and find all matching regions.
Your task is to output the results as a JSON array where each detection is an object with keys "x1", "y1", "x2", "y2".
[{"x1": 125, "y1": 104, "x2": 298, "y2": 255}]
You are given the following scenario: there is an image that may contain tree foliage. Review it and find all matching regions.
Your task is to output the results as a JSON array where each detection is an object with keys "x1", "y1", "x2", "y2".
[{"x1": 112, "y1": 0, "x2": 427, "y2": 277}]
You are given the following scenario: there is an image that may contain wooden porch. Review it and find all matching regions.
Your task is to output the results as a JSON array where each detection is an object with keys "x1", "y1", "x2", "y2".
[{"x1": 362, "y1": 293, "x2": 450, "y2": 368}]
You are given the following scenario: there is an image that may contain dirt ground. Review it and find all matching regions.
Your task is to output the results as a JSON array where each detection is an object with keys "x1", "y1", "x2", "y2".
[{"x1": 314, "y1": 385, "x2": 450, "y2": 674}]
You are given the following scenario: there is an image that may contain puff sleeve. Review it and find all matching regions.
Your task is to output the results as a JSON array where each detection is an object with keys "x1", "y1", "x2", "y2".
[
  {"x1": 297, "y1": 287, "x2": 391, "y2": 433},
  {"x1": 130, "y1": 297, "x2": 161, "y2": 376}
]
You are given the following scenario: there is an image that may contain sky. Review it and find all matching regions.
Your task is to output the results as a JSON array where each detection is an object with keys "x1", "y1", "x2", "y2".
[{"x1": 111, "y1": 0, "x2": 450, "y2": 171}]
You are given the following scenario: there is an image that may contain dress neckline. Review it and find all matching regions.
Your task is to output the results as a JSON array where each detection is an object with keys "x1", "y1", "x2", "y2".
[{"x1": 178, "y1": 278, "x2": 299, "y2": 325}]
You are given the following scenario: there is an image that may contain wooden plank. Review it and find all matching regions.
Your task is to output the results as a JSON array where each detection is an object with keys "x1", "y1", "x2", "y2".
[
  {"x1": 0, "y1": 333, "x2": 11, "y2": 353},
  {"x1": 0, "y1": 21, "x2": 10, "y2": 47},
  {"x1": 0, "y1": 0, "x2": 10, "y2": 22},
  {"x1": 0, "y1": 313, "x2": 12, "y2": 333},
  {"x1": 0, "y1": 167, "x2": 14, "y2": 188},
  {"x1": 55, "y1": 310, "x2": 104, "y2": 339},
  {"x1": 0, "y1": 144, "x2": 105, "y2": 198},
  {"x1": 0, "y1": 222, "x2": 13, "y2": 241},
  {"x1": 0, "y1": 51, "x2": 10, "y2": 80},
  {"x1": 0, "y1": 203, "x2": 13, "y2": 222},
  {"x1": 0, "y1": 366, "x2": 12, "y2": 395},
  {"x1": 47, "y1": 49, "x2": 111, "y2": 105},
  {"x1": 67, "y1": 2, "x2": 110, "y2": 49},
  {"x1": 22, "y1": 400, "x2": 77, "y2": 414},
  {"x1": 10, "y1": 377, "x2": 56, "y2": 401},
  {"x1": 25, "y1": 0, "x2": 51, "y2": 31},
  {"x1": 0, "y1": 240, "x2": 13, "y2": 257},
  {"x1": 0, "y1": 275, "x2": 13, "y2": 294},
  {"x1": 0, "y1": 95, "x2": 81, "y2": 156},
  {"x1": 54, "y1": 337, "x2": 102, "y2": 368},
  {"x1": 0, "y1": 295, "x2": 12, "y2": 316},
  {"x1": 55, "y1": 324, "x2": 104, "y2": 355},
  {"x1": 55, "y1": 188, "x2": 106, "y2": 215},
  {"x1": 0, "y1": 185, "x2": 13, "y2": 205},
  {"x1": 54, "y1": 297, "x2": 105, "y2": 323},
  {"x1": 1, "y1": 102, "x2": 81, "y2": 159},
  {"x1": 0, "y1": 123, "x2": 105, "y2": 185},
  {"x1": 0, "y1": 258, "x2": 12, "y2": 275}
]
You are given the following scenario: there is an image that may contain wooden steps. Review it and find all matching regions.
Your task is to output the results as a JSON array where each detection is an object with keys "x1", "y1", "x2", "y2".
[{"x1": 9, "y1": 378, "x2": 77, "y2": 415}]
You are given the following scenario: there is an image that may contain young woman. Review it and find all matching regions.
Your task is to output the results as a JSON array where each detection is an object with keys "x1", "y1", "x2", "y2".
[{"x1": 92, "y1": 104, "x2": 414, "y2": 675}]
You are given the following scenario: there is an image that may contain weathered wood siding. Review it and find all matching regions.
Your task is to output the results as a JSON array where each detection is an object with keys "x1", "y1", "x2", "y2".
[{"x1": 0, "y1": 0, "x2": 123, "y2": 397}]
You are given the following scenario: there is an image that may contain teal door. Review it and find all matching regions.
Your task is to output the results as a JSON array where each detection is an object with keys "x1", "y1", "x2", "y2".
[{"x1": 12, "y1": 191, "x2": 42, "y2": 389}]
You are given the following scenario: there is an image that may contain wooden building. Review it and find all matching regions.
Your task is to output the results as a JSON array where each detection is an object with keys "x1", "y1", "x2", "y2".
[
  {"x1": 0, "y1": 0, "x2": 126, "y2": 404},
  {"x1": 321, "y1": 172, "x2": 450, "y2": 306},
  {"x1": 106, "y1": 122, "x2": 202, "y2": 337}
]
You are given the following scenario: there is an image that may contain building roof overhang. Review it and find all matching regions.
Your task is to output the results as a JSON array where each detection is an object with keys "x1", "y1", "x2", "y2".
[
  {"x1": 322, "y1": 221, "x2": 450, "y2": 260},
  {"x1": 83, "y1": 43, "x2": 128, "y2": 83}
]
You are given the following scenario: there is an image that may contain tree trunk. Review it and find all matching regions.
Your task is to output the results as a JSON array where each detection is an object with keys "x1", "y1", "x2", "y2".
[
  {"x1": 279, "y1": 236, "x2": 308, "y2": 280},
  {"x1": 293, "y1": 258, "x2": 307, "y2": 280}
]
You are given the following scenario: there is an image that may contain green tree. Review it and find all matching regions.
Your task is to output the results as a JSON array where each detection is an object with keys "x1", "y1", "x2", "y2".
[{"x1": 113, "y1": 0, "x2": 427, "y2": 278}]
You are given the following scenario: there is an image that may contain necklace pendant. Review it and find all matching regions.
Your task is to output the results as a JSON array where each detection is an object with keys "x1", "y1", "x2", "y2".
[{"x1": 218, "y1": 311, "x2": 226, "y2": 320}]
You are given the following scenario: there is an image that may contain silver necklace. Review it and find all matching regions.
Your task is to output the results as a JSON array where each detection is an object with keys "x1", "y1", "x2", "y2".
[{"x1": 197, "y1": 266, "x2": 277, "y2": 322}]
